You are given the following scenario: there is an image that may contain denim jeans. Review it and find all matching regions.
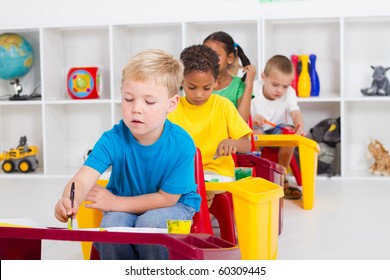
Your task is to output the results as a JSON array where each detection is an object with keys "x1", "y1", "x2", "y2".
[{"x1": 94, "y1": 202, "x2": 195, "y2": 260}]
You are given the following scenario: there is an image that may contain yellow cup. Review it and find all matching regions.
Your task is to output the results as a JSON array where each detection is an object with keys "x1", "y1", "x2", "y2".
[{"x1": 166, "y1": 220, "x2": 191, "y2": 234}]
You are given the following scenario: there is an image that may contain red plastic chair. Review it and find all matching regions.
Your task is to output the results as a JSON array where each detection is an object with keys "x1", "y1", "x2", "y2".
[
  {"x1": 191, "y1": 148, "x2": 214, "y2": 236},
  {"x1": 209, "y1": 192, "x2": 236, "y2": 244},
  {"x1": 193, "y1": 148, "x2": 236, "y2": 244}
]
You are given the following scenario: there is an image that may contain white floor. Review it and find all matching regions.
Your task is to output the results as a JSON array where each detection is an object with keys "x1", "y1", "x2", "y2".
[{"x1": 1, "y1": 177, "x2": 390, "y2": 260}]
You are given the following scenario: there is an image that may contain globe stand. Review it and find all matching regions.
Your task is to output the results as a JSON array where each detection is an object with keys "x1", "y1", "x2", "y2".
[{"x1": 9, "y1": 79, "x2": 28, "y2": 101}]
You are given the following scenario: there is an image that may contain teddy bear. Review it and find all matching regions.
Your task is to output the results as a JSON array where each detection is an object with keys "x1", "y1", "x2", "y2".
[
  {"x1": 361, "y1": 65, "x2": 390, "y2": 96},
  {"x1": 309, "y1": 117, "x2": 341, "y2": 177},
  {"x1": 367, "y1": 139, "x2": 390, "y2": 176}
]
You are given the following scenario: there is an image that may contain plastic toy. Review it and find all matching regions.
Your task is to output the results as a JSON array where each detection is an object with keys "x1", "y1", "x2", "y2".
[
  {"x1": 297, "y1": 54, "x2": 311, "y2": 97},
  {"x1": 67, "y1": 67, "x2": 101, "y2": 99},
  {"x1": 361, "y1": 65, "x2": 390, "y2": 96},
  {"x1": 290, "y1": 54, "x2": 299, "y2": 95},
  {"x1": 310, "y1": 117, "x2": 340, "y2": 177},
  {"x1": 0, "y1": 33, "x2": 34, "y2": 100},
  {"x1": 309, "y1": 54, "x2": 320, "y2": 96},
  {"x1": 0, "y1": 136, "x2": 38, "y2": 173},
  {"x1": 367, "y1": 139, "x2": 390, "y2": 176}
]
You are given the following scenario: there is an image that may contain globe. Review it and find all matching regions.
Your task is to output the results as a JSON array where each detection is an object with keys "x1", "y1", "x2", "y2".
[{"x1": 0, "y1": 33, "x2": 34, "y2": 80}]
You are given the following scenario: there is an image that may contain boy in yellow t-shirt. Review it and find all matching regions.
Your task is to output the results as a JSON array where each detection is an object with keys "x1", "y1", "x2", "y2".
[{"x1": 168, "y1": 44, "x2": 252, "y2": 206}]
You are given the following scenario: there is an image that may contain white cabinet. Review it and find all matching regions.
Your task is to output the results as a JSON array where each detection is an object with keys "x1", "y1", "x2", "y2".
[{"x1": 1, "y1": 11, "x2": 390, "y2": 182}]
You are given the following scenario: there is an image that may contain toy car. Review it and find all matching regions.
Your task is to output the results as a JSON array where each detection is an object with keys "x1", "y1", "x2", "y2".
[{"x1": 0, "y1": 136, "x2": 39, "y2": 173}]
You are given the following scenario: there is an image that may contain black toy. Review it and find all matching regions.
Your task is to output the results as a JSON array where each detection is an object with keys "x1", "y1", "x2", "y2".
[{"x1": 310, "y1": 117, "x2": 341, "y2": 177}]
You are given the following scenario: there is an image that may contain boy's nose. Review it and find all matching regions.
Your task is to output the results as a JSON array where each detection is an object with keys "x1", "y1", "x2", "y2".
[
  {"x1": 194, "y1": 91, "x2": 203, "y2": 98},
  {"x1": 131, "y1": 101, "x2": 142, "y2": 113}
]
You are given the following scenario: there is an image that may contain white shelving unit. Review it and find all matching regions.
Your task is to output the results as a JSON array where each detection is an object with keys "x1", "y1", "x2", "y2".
[{"x1": 1, "y1": 3, "x2": 390, "y2": 184}]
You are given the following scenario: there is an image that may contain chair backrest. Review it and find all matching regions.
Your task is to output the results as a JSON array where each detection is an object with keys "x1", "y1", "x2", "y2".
[{"x1": 191, "y1": 148, "x2": 213, "y2": 235}]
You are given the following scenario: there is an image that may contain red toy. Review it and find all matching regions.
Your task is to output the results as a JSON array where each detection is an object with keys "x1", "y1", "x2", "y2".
[{"x1": 67, "y1": 67, "x2": 101, "y2": 99}]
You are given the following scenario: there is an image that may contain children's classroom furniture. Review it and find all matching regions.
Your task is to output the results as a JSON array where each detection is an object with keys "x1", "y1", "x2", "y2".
[
  {"x1": 0, "y1": 226, "x2": 240, "y2": 260},
  {"x1": 78, "y1": 148, "x2": 284, "y2": 260},
  {"x1": 235, "y1": 153, "x2": 285, "y2": 235},
  {"x1": 253, "y1": 134, "x2": 320, "y2": 210},
  {"x1": 78, "y1": 148, "x2": 215, "y2": 260},
  {"x1": 247, "y1": 116, "x2": 302, "y2": 186},
  {"x1": 206, "y1": 177, "x2": 284, "y2": 260}
]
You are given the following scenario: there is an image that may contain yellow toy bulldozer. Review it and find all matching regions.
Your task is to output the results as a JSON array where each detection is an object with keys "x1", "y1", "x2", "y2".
[{"x1": 0, "y1": 136, "x2": 39, "y2": 173}]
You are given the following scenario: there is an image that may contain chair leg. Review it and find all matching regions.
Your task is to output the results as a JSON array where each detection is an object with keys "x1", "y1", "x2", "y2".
[
  {"x1": 209, "y1": 193, "x2": 236, "y2": 244},
  {"x1": 290, "y1": 155, "x2": 302, "y2": 186}
]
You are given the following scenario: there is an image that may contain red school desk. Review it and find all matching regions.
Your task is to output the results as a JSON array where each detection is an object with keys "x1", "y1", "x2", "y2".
[{"x1": 0, "y1": 226, "x2": 240, "y2": 260}]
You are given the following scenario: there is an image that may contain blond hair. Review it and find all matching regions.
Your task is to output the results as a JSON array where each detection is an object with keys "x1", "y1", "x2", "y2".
[
  {"x1": 264, "y1": 55, "x2": 294, "y2": 77},
  {"x1": 121, "y1": 49, "x2": 184, "y2": 97}
]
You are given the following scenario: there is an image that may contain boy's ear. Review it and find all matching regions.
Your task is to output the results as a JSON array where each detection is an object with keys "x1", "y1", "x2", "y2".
[
  {"x1": 261, "y1": 72, "x2": 266, "y2": 81},
  {"x1": 167, "y1": 94, "x2": 180, "y2": 112}
]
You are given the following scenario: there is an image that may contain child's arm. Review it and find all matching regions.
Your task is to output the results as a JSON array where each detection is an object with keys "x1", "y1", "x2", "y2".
[
  {"x1": 84, "y1": 186, "x2": 180, "y2": 214},
  {"x1": 237, "y1": 65, "x2": 256, "y2": 122},
  {"x1": 54, "y1": 165, "x2": 101, "y2": 223},
  {"x1": 214, "y1": 136, "x2": 251, "y2": 159},
  {"x1": 290, "y1": 110, "x2": 305, "y2": 136}
]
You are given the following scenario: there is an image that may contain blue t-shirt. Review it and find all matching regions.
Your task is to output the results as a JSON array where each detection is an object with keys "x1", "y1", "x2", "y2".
[{"x1": 84, "y1": 119, "x2": 200, "y2": 211}]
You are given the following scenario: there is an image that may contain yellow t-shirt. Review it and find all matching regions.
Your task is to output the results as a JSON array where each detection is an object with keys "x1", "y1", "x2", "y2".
[{"x1": 168, "y1": 94, "x2": 252, "y2": 177}]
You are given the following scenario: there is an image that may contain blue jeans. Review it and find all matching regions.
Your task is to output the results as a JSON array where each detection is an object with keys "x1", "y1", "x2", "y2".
[
  {"x1": 264, "y1": 123, "x2": 291, "y2": 135},
  {"x1": 93, "y1": 202, "x2": 195, "y2": 260}
]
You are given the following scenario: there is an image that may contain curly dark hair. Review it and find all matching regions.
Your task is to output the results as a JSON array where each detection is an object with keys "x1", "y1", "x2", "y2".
[{"x1": 180, "y1": 44, "x2": 220, "y2": 80}]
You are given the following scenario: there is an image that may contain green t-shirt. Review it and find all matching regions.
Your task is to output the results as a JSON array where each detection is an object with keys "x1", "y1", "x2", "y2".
[{"x1": 213, "y1": 76, "x2": 245, "y2": 108}]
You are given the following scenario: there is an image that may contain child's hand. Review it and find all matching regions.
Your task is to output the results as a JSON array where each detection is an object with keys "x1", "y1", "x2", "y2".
[
  {"x1": 85, "y1": 184, "x2": 116, "y2": 212},
  {"x1": 54, "y1": 197, "x2": 78, "y2": 223},
  {"x1": 213, "y1": 139, "x2": 237, "y2": 159},
  {"x1": 252, "y1": 114, "x2": 265, "y2": 127},
  {"x1": 294, "y1": 123, "x2": 306, "y2": 136},
  {"x1": 243, "y1": 64, "x2": 256, "y2": 84}
]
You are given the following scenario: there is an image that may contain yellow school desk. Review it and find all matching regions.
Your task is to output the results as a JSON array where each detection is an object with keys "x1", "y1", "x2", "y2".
[{"x1": 253, "y1": 134, "x2": 320, "y2": 210}]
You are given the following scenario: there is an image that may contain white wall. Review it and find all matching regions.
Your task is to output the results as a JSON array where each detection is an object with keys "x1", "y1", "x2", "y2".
[{"x1": 1, "y1": 0, "x2": 389, "y2": 28}]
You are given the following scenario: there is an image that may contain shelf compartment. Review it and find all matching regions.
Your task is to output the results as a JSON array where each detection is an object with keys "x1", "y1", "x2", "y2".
[
  {"x1": 299, "y1": 102, "x2": 341, "y2": 176},
  {"x1": 343, "y1": 101, "x2": 390, "y2": 177},
  {"x1": 111, "y1": 23, "x2": 183, "y2": 101},
  {"x1": 263, "y1": 18, "x2": 340, "y2": 99},
  {"x1": 0, "y1": 104, "x2": 43, "y2": 175},
  {"x1": 0, "y1": 29, "x2": 41, "y2": 101},
  {"x1": 41, "y1": 26, "x2": 111, "y2": 102},
  {"x1": 43, "y1": 103, "x2": 112, "y2": 175},
  {"x1": 344, "y1": 16, "x2": 390, "y2": 99}
]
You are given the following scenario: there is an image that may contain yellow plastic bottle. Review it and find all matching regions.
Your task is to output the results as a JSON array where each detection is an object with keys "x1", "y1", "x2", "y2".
[{"x1": 298, "y1": 54, "x2": 311, "y2": 97}]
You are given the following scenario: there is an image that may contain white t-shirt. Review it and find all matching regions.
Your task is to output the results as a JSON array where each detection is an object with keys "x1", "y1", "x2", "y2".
[{"x1": 251, "y1": 80, "x2": 300, "y2": 131}]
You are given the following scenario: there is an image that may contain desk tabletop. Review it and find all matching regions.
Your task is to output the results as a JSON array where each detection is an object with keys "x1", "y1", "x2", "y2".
[{"x1": 0, "y1": 226, "x2": 240, "y2": 260}]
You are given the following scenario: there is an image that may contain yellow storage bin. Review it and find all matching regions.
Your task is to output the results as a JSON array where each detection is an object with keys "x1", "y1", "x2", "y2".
[
  {"x1": 77, "y1": 179, "x2": 107, "y2": 260},
  {"x1": 206, "y1": 177, "x2": 284, "y2": 260}
]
